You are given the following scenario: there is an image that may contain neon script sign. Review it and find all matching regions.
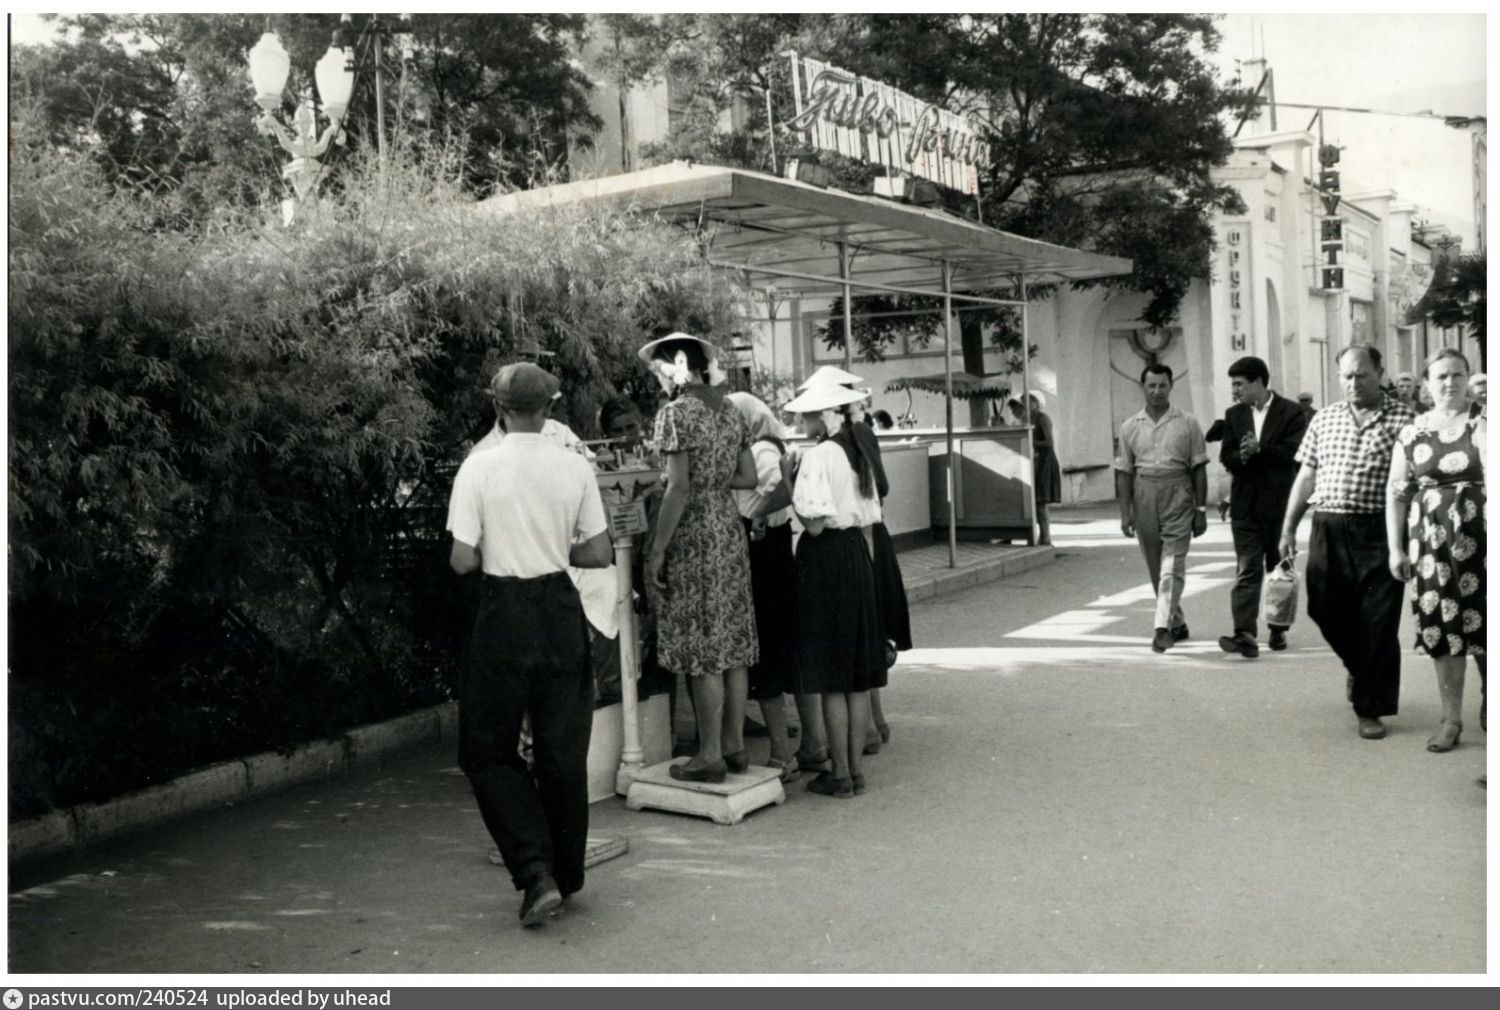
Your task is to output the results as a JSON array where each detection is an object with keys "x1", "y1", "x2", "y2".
[{"x1": 783, "y1": 54, "x2": 992, "y2": 194}]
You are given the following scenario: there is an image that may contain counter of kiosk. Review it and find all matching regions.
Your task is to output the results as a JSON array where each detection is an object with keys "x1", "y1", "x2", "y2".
[{"x1": 789, "y1": 426, "x2": 1036, "y2": 545}]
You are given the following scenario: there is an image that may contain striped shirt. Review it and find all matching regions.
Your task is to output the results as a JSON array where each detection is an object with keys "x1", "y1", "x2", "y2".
[{"x1": 1295, "y1": 394, "x2": 1417, "y2": 513}]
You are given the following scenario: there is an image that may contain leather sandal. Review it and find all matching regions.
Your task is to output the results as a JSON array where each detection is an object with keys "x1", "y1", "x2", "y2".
[
  {"x1": 796, "y1": 749, "x2": 832, "y2": 774},
  {"x1": 806, "y1": 771, "x2": 853, "y2": 798},
  {"x1": 1426, "y1": 719, "x2": 1462, "y2": 752},
  {"x1": 669, "y1": 759, "x2": 727, "y2": 783},
  {"x1": 767, "y1": 756, "x2": 800, "y2": 784}
]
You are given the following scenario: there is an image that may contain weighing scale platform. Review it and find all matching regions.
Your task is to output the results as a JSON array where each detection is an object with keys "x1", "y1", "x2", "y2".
[{"x1": 625, "y1": 758, "x2": 785, "y2": 825}]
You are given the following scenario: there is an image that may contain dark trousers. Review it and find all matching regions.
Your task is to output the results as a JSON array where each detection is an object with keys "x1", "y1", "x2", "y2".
[
  {"x1": 1306, "y1": 513, "x2": 1404, "y2": 718},
  {"x1": 460, "y1": 572, "x2": 593, "y2": 896},
  {"x1": 1230, "y1": 514, "x2": 1290, "y2": 638}
]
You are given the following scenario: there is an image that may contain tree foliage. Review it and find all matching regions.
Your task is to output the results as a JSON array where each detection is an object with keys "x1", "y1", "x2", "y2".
[
  {"x1": 9, "y1": 13, "x2": 599, "y2": 210},
  {"x1": 1407, "y1": 251, "x2": 1487, "y2": 369},
  {"x1": 615, "y1": 13, "x2": 1254, "y2": 331},
  {"x1": 7, "y1": 108, "x2": 747, "y2": 816}
]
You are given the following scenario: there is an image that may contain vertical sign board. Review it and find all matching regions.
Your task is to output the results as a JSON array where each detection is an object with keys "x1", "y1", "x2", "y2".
[
  {"x1": 1318, "y1": 144, "x2": 1344, "y2": 290},
  {"x1": 784, "y1": 54, "x2": 989, "y2": 194},
  {"x1": 1224, "y1": 221, "x2": 1251, "y2": 352}
]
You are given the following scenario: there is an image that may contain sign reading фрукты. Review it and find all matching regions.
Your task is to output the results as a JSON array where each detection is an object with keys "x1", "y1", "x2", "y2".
[{"x1": 782, "y1": 52, "x2": 992, "y2": 195}]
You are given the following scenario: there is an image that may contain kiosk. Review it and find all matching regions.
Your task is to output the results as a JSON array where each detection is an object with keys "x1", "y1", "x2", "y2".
[{"x1": 483, "y1": 161, "x2": 1132, "y2": 820}]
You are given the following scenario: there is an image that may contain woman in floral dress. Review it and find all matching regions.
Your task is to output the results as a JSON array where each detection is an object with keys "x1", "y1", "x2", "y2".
[
  {"x1": 640, "y1": 333, "x2": 759, "y2": 783},
  {"x1": 1386, "y1": 347, "x2": 1486, "y2": 753}
]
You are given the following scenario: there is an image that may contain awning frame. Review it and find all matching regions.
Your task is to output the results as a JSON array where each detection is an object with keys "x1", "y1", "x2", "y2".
[{"x1": 481, "y1": 161, "x2": 1134, "y2": 564}]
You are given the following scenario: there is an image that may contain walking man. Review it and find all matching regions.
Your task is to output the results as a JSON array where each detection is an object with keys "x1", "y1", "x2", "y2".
[
  {"x1": 1217, "y1": 356, "x2": 1309, "y2": 658},
  {"x1": 1115, "y1": 363, "x2": 1210, "y2": 652},
  {"x1": 1279, "y1": 344, "x2": 1416, "y2": 739},
  {"x1": 446, "y1": 362, "x2": 614, "y2": 926}
]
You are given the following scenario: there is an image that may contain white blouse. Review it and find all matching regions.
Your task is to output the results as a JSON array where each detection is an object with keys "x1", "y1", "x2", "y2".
[
  {"x1": 793, "y1": 440, "x2": 882, "y2": 529},
  {"x1": 735, "y1": 440, "x2": 791, "y2": 527}
]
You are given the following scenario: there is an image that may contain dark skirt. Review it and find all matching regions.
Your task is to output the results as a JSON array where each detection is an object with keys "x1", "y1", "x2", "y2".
[
  {"x1": 1035, "y1": 448, "x2": 1063, "y2": 505},
  {"x1": 871, "y1": 521, "x2": 912, "y2": 653},
  {"x1": 743, "y1": 518, "x2": 799, "y2": 699},
  {"x1": 795, "y1": 526, "x2": 887, "y2": 694}
]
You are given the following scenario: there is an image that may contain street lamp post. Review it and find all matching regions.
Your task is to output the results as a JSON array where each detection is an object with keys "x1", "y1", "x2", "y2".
[{"x1": 247, "y1": 15, "x2": 412, "y2": 222}]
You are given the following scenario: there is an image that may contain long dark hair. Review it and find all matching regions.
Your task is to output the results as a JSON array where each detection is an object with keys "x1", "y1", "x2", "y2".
[{"x1": 829, "y1": 408, "x2": 877, "y2": 500}]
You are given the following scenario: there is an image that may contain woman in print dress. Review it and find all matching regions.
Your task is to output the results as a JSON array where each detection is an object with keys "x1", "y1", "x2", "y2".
[
  {"x1": 640, "y1": 333, "x2": 759, "y2": 783},
  {"x1": 1386, "y1": 347, "x2": 1486, "y2": 753}
]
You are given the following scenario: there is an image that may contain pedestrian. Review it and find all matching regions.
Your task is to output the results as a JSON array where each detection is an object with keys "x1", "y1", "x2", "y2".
[
  {"x1": 1384, "y1": 347, "x2": 1486, "y2": 752},
  {"x1": 1297, "y1": 392, "x2": 1317, "y2": 415},
  {"x1": 1029, "y1": 392, "x2": 1062, "y2": 546},
  {"x1": 445, "y1": 362, "x2": 614, "y2": 927},
  {"x1": 799, "y1": 371, "x2": 910, "y2": 757},
  {"x1": 639, "y1": 332, "x2": 760, "y2": 783},
  {"x1": 1468, "y1": 372, "x2": 1487, "y2": 417},
  {"x1": 871, "y1": 408, "x2": 896, "y2": 431},
  {"x1": 783, "y1": 380, "x2": 887, "y2": 798},
  {"x1": 1114, "y1": 362, "x2": 1209, "y2": 652},
  {"x1": 1216, "y1": 356, "x2": 1310, "y2": 658},
  {"x1": 1279, "y1": 344, "x2": 1417, "y2": 740},
  {"x1": 1393, "y1": 370, "x2": 1419, "y2": 409},
  {"x1": 726, "y1": 391, "x2": 802, "y2": 782}
]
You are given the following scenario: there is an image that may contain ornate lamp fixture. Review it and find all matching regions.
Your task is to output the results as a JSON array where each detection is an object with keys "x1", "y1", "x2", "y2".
[{"x1": 247, "y1": 15, "x2": 411, "y2": 221}]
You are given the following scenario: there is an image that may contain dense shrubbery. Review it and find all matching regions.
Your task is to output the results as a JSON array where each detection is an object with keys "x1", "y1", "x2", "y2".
[{"x1": 7, "y1": 114, "x2": 749, "y2": 817}]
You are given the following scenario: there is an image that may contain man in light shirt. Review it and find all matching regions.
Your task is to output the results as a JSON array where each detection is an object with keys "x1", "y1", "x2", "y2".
[
  {"x1": 1114, "y1": 363, "x2": 1209, "y2": 653},
  {"x1": 1216, "y1": 356, "x2": 1309, "y2": 658},
  {"x1": 446, "y1": 363, "x2": 613, "y2": 927}
]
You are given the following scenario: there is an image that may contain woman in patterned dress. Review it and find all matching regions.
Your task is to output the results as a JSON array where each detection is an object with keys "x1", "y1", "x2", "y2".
[
  {"x1": 1385, "y1": 347, "x2": 1486, "y2": 753},
  {"x1": 640, "y1": 333, "x2": 760, "y2": 783}
]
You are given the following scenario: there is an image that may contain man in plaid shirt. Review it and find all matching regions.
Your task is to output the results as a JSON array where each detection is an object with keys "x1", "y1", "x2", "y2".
[{"x1": 1279, "y1": 345, "x2": 1417, "y2": 739}]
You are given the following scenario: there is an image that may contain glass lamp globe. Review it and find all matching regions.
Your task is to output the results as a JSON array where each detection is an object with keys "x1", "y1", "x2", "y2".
[
  {"x1": 248, "y1": 31, "x2": 290, "y2": 113},
  {"x1": 315, "y1": 44, "x2": 355, "y2": 124}
]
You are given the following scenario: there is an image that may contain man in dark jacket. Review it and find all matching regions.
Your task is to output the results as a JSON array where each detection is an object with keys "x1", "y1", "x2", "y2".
[{"x1": 1217, "y1": 356, "x2": 1309, "y2": 658}]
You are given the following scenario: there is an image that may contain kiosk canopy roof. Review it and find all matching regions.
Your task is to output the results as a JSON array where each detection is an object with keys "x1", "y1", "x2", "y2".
[{"x1": 480, "y1": 162, "x2": 1132, "y2": 299}]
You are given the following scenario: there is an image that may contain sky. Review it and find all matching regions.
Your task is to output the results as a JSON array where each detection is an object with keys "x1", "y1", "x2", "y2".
[{"x1": 1210, "y1": 11, "x2": 1485, "y2": 116}]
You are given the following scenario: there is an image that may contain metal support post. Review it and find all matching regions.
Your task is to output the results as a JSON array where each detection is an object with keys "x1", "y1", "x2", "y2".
[
  {"x1": 1018, "y1": 274, "x2": 1037, "y2": 545},
  {"x1": 839, "y1": 241, "x2": 854, "y2": 374},
  {"x1": 943, "y1": 260, "x2": 957, "y2": 568}
]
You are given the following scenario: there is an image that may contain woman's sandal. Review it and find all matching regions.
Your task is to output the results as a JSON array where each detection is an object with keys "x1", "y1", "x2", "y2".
[
  {"x1": 796, "y1": 749, "x2": 832, "y2": 774},
  {"x1": 669, "y1": 759, "x2": 727, "y2": 784},
  {"x1": 806, "y1": 771, "x2": 853, "y2": 798},
  {"x1": 1426, "y1": 719, "x2": 1463, "y2": 753},
  {"x1": 767, "y1": 756, "x2": 801, "y2": 784}
]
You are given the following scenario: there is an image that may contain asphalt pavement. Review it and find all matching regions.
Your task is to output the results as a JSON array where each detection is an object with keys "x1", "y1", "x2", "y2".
[{"x1": 6, "y1": 508, "x2": 1487, "y2": 975}]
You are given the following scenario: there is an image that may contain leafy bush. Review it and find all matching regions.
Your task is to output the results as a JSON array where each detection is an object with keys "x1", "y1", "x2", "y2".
[{"x1": 8, "y1": 111, "x2": 749, "y2": 817}]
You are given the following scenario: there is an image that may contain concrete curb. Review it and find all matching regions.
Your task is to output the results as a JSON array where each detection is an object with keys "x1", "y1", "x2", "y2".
[
  {"x1": 9, "y1": 701, "x2": 460, "y2": 866},
  {"x1": 8, "y1": 545, "x2": 1058, "y2": 866},
  {"x1": 903, "y1": 545, "x2": 1056, "y2": 603}
]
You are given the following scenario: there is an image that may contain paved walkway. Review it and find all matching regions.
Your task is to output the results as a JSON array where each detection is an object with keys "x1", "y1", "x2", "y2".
[{"x1": 7, "y1": 508, "x2": 1487, "y2": 975}]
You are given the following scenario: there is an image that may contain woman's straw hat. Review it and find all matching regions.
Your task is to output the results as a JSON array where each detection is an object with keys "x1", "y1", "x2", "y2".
[
  {"x1": 797, "y1": 364, "x2": 864, "y2": 390},
  {"x1": 636, "y1": 331, "x2": 720, "y2": 365},
  {"x1": 783, "y1": 383, "x2": 870, "y2": 414}
]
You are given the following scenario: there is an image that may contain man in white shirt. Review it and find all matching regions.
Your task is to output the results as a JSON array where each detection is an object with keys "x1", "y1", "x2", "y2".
[
  {"x1": 1216, "y1": 356, "x2": 1309, "y2": 658},
  {"x1": 446, "y1": 363, "x2": 613, "y2": 927}
]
